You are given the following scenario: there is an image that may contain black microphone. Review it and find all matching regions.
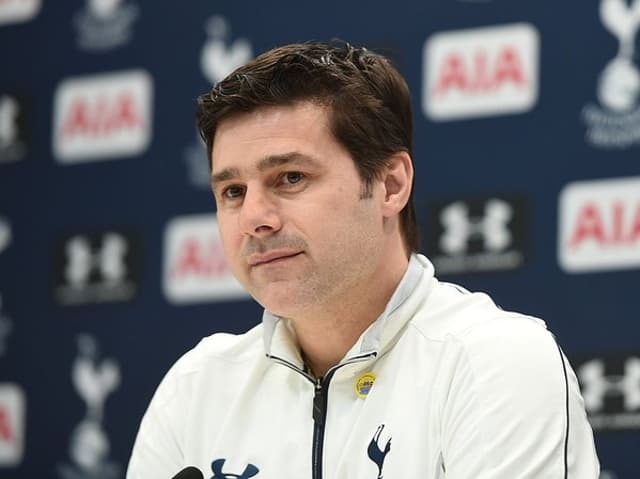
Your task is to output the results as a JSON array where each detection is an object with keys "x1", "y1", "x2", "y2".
[{"x1": 171, "y1": 466, "x2": 204, "y2": 479}]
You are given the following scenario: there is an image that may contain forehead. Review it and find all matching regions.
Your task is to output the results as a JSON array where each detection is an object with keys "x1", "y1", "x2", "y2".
[{"x1": 210, "y1": 102, "x2": 335, "y2": 170}]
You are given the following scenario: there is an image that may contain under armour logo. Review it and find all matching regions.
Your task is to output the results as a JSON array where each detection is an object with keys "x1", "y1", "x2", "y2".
[
  {"x1": 54, "y1": 230, "x2": 139, "y2": 305},
  {"x1": 210, "y1": 459, "x2": 259, "y2": 479},
  {"x1": 579, "y1": 357, "x2": 640, "y2": 412},
  {"x1": 65, "y1": 233, "x2": 128, "y2": 287},
  {"x1": 367, "y1": 424, "x2": 391, "y2": 479},
  {"x1": 440, "y1": 199, "x2": 512, "y2": 254}
]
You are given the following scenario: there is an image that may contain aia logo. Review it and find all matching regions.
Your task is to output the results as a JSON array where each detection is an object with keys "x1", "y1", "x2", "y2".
[
  {"x1": 574, "y1": 354, "x2": 640, "y2": 430},
  {"x1": 426, "y1": 195, "x2": 526, "y2": 274},
  {"x1": 52, "y1": 229, "x2": 141, "y2": 305},
  {"x1": 558, "y1": 176, "x2": 640, "y2": 272},
  {"x1": 0, "y1": 0, "x2": 41, "y2": 26},
  {"x1": 0, "y1": 383, "x2": 25, "y2": 466},
  {"x1": 163, "y1": 214, "x2": 248, "y2": 304},
  {"x1": 52, "y1": 70, "x2": 153, "y2": 164},
  {"x1": 200, "y1": 15, "x2": 253, "y2": 86},
  {"x1": 423, "y1": 23, "x2": 539, "y2": 120}
]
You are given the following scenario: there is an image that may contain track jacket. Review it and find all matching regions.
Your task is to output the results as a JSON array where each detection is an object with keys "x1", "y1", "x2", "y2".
[{"x1": 127, "y1": 254, "x2": 599, "y2": 479}]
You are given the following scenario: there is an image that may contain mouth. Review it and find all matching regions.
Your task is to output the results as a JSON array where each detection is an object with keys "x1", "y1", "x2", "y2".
[{"x1": 248, "y1": 251, "x2": 303, "y2": 267}]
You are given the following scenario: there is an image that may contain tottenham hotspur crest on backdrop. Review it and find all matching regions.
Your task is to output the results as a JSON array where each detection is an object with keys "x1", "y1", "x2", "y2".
[
  {"x1": 74, "y1": 0, "x2": 139, "y2": 52},
  {"x1": 582, "y1": 0, "x2": 640, "y2": 148},
  {"x1": 183, "y1": 129, "x2": 211, "y2": 190},
  {"x1": 58, "y1": 334, "x2": 121, "y2": 479},
  {"x1": 185, "y1": 16, "x2": 254, "y2": 189},
  {"x1": 200, "y1": 15, "x2": 253, "y2": 86}
]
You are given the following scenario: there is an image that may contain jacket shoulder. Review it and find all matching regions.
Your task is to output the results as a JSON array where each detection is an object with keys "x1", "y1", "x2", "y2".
[
  {"x1": 176, "y1": 322, "x2": 263, "y2": 372},
  {"x1": 412, "y1": 280, "x2": 550, "y2": 347}
]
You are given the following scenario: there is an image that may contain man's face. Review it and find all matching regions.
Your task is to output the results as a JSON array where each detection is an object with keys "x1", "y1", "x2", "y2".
[{"x1": 210, "y1": 102, "x2": 388, "y2": 318}]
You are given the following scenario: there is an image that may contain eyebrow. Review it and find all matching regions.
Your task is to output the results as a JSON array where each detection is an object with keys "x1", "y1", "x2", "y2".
[{"x1": 210, "y1": 152, "x2": 320, "y2": 187}]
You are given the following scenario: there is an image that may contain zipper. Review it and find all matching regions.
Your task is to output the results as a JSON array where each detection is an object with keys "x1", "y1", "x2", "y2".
[
  {"x1": 266, "y1": 354, "x2": 315, "y2": 382},
  {"x1": 310, "y1": 352, "x2": 377, "y2": 479},
  {"x1": 267, "y1": 351, "x2": 377, "y2": 479},
  {"x1": 312, "y1": 374, "x2": 329, "y2": 479}
]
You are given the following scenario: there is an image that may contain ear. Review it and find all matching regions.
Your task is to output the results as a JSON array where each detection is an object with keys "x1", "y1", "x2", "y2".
[{"x1": 380, "y1": 151, "x2": 413, "y2": 218}]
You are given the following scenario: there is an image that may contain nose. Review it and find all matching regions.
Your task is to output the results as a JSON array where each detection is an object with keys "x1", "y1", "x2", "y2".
[{"x1": 238, "y1": 187, "x2": 282, "y2": 237}]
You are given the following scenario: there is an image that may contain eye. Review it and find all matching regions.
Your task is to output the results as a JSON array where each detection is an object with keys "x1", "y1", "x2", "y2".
[
  {"x1": 282, "y1": 171, "x2": 305, "y2": 185},
  {"x1": 222, "y1": 185, "x2": 245, "y2": 199}
]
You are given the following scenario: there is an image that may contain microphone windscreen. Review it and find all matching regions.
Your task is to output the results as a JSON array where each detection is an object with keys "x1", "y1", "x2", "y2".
[{"x1": 171, "y1": 466, "x2": 204, "y2": 479}]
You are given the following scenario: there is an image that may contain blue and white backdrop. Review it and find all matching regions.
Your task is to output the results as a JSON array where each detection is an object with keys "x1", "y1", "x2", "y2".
[{"x1": 0, "y1": 0, "x2": 639, "y2": 477}]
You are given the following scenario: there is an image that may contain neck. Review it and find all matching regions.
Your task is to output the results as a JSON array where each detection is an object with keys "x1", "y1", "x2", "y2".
[{"x1": 291, "y1": 252, "x2": 410, "y2": 378}]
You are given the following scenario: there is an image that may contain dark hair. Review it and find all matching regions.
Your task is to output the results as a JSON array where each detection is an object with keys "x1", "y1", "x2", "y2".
[{"x1": 196, "y1": 41, "x2": 419, "y2": 253}]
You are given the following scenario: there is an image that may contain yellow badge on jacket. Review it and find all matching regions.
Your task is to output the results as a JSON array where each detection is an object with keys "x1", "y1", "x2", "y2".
[{"x1": 355, "y1": 372, "x2": 376, "y2": 398}]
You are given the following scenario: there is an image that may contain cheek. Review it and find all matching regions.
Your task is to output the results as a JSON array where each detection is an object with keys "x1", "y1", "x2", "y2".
[
  {"x1": 217, "y1": 216, "x2": 240, "y2": 254},
  {"x1": 318, "y1": 199, "x2": 379, "y2": 245},
  {"x1": 218, "y1": 225, "x2": 246, "y2": 280}
]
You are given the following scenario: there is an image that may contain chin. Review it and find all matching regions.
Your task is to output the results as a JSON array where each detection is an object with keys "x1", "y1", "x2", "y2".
[
  {"x1": 248, "y1": 273, "x2": 321, "y2": 316},
  {"x1": 256, "y1": 289, "x2": 308, "y2": 318},
  {"x1": 259, "y1": 299, "x2": 297, "y2": 318}
]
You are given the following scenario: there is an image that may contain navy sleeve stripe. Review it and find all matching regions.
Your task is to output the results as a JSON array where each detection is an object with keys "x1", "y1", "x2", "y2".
[{"x1": 556, "y1": 342, "x2": 570, "y2": 479}]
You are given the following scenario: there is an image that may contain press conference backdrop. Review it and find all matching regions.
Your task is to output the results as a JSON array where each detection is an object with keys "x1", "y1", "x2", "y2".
[{"x1": 0, "y1": 0, "x2": 638, "y2": 477}]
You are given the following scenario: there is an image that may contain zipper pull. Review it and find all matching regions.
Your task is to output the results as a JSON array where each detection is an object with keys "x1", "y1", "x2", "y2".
[{"x1": 312, "y1": 378, "x2": 325, "y2": 424}]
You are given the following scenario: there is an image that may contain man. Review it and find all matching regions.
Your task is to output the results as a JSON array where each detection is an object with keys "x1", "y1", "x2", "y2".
[{"x1": 127, "y1": 42, "x2": 599, "y2": 478}]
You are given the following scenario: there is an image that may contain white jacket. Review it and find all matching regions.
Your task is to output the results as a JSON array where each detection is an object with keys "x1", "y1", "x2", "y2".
[{"x1": 127, "y1": 254, "x2": 599, "y2": 479}]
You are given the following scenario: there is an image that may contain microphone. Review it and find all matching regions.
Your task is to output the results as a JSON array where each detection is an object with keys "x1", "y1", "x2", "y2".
[{"x1": 171, "y1": 466, "x2": 204, "y2": 479}]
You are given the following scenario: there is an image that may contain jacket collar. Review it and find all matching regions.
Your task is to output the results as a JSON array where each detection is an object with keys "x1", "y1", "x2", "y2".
[{"x1": 262, "y1": 254, "x2": 435, "y2": 370}]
